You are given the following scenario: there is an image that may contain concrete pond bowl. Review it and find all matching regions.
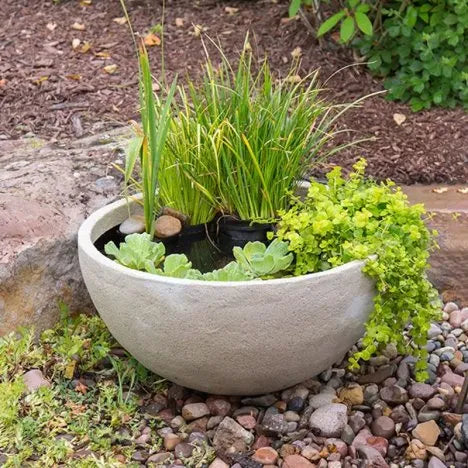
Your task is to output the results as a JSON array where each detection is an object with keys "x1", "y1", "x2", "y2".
[{"x1": 78, "y1": 197, "x2": 375, "y2": 395}]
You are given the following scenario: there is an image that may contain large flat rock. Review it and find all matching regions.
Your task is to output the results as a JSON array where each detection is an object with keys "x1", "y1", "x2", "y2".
[
  {"x1": 402, "y1": 185, "x2": 468, "y2": 304},
  {"x1": 1, "y1": 132, "x2": 467, "y2": 336},
  {"x1": 0, "y1": 128, "x2": 131, "y2": 335}
]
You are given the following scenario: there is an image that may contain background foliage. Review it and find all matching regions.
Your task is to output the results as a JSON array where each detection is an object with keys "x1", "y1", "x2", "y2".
[{"x1": 290, "y1": 0, "x2": 468, "y2": 110}]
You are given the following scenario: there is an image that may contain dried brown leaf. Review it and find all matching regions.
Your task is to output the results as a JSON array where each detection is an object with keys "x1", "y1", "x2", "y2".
[
  {"x1": 393, "y1": 113, "x2": 406, "y2": 126},
  {"x1": 113, "y1": 17, "x2": 127, "y2": 25},
  {"x1": 432, "y1": 187, "x2": 448, "y2": 194},
  {"x1": 71, "y1": 22, "x2": 86, "y2": 31},
  {"x1": 103, "y1": 64, "x2": 118, "y2": 74},
  {"x1": 175, "y1": 17, "x2": 184, "y2": 27},
  {"x1": 46, "y1": 22, "x2": 57, "y2": 32},
  {"x1": 72, "y1": 38, "x2": 81, "y2": 49},
  {"x1": 291, "y1": 47, "x2": 302, "y2": 59},
  {"x1": 225, "y1": 6, "x2": 239, "y2": 15},
  {"x1": 143, "y1": 33, "x2": 161, "y2": 46},
  {"x1": 66, "y1": 74, "x2": 81, "y2": 81},
  {"x1": 94, "y1": 51, "x2": 110, "y2": 58},
  {"x1": 457, "y1": 187, "x2": 468, "y2": 194},
  {"x1": 80, "y1": 41, "x2": 91, "y2": 53}
]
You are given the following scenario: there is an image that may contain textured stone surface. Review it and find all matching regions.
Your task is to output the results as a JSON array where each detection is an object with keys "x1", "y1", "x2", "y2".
[
  {"x1": 212, "y1": 417, "x2": 254, "y2": 454},
  {"x1": 0, "y1": 128, "x2": 130, "y2": 336},
  {"x1": 402, "y1": 184, "x2": 468, "y2": 304}
]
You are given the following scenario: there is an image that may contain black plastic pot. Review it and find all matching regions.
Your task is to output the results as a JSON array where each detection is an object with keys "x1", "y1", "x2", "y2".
[{"x1": 216, "y1": 217, "x2": 275, "y2": 253}]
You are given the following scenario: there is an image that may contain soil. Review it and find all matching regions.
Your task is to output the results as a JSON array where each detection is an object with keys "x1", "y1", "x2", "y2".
[{"x1": 1, "y1": 0, "x2": 467, "y2": 184}]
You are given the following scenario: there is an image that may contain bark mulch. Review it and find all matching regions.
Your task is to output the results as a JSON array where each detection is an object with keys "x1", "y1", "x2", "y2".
[{"x1": 0, "y1": 0, "x2": 466, "y2": 184}]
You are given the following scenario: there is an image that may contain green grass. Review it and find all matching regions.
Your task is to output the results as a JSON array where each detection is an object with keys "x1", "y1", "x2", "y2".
[{"x1": 0, "y1": 306, "x2": 214, "y2": 467}]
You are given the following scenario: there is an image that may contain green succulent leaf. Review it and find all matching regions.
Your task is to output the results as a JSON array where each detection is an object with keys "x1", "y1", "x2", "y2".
[
  {"x1": 203, "y1": 262, "x2": 253, "y2": 281},
  {"x1": 159, "y1": 254, "x2": 202, "y2": 279},
  {"x1": 233, "y1": 239, "x2": 293, "y2": 278},
  {"x1": 104, "y1": 233, "x2": 165, "y2": 272}
]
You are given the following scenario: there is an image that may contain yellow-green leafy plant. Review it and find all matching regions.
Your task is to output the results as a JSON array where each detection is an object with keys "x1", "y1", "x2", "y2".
[{"x1": 274, "y1": 159, "x2": 441, "y2": 379}]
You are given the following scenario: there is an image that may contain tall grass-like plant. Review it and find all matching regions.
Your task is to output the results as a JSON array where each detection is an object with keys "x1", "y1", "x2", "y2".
[
  {"x1": 183, "y1": 40, "x2": 369, "y2": 222},
  {"x1": 158, "y1": 86, "x2": 221, "y2": 225},
  {"x1": 136, "y1": 43, "x2": 177, "y2": 235}
]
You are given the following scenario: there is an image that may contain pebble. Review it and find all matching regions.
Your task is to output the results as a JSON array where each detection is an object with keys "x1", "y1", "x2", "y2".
[
  {"x1": 338, "y1": 384, "x2": 364, "y2": 406},
  {"x1": 174, "y1": 442, "x2": 193, "y2": 459},
  {"x1": 309, "y1": 404, "x2": 348, "y2": 437},
  {"x1": 252, "y1": 447, "x2": 279, "y2": 465},
  {"x1": 412, "y1": 420, "x2": 441, "y2": 446},
  {"x1": 428, "y1": 324, "x2": 442, "y2": 339},
  {"x1": 300, "y1": 446, "x2": 320, "y2": 461},
  {"x1": 325, "y1": 438, "x2": 348, "y2": 457},
  {"x1": 287, "y1": 396, "x2": 305, "y2": 412},
  {"x1": 341, "y1": 424, "x2": 355, "y2": 444},
  {"x1": 22, "y1": 369, "x2": 51, "y2": 392},
  {"x1": 371, "y1": 416, "x2": 395, "y2": 439},
  {"x1": 445, "y1": 302, "x2": 459, "y2": 313},
  {"x1": 164, "y1": 433, "x2": 181, "y2": 451},
  {"x1": 409, "y1": 383, "x2": 436, "y2": 400},
  {"x1": 406, "y1": 439, "x2": 427, "y2": 460},
  {"x1": 212, "y1": 417, "x2": 254, "y2": 453},
  {"x1": 154, "y1": 215, "x2": 182, "y2": 238},
  {"x1": 356, "y1": 444, "x2": 390, "y2": 468},
  {"x1": 282, "y1": 454, "x2": 315, "y2": 468},
  {"x1": 428, "y1": 456, "x2": 447, "y2": 468},
  {"x1": 119, "y1": 215, "x2": 145, "y2": 235},
  {"x1": 209, "y1": 458, "x2": 229, "y2": 468},
  {"x1": 181, "y1": 403, "x2": 210, "y2": 421},
  {"x1": 147, "y1": 452, "x2": 171, "y2": 464},
  {"x1": 380, "y1": 385, "x2": 408, "y2": 405},
  {"x1": 236, "y1": 414, "x2": 257, "y2": 429},
  {"x1": 285, "y1": 410, "x2": 301, "y2": 422},
  {"x1": 348, "y1": 411, "x2": 366, "y2": 433},
  {"x1": 206, "y1": 398, "x2": 231, "y2": 417},
  {"x1": 308, "y1": 389, "x2": 337, "y2": 409}
]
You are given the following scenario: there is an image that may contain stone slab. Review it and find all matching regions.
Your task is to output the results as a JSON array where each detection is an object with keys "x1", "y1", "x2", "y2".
[
  {"x1": 0, "y1": 127, "x2": 131, "y2": 335},
  {"x1": 402, "y1": 185, "x2": 468, "y2": 304}
]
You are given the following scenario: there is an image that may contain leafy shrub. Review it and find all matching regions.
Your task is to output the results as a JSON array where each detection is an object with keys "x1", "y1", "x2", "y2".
[
  {"x1": 274, "y1": 159, "x2": 441, "y2": 379},
  {"x1": 290, "y1": 0, "x2": 468, "y2": 110}
]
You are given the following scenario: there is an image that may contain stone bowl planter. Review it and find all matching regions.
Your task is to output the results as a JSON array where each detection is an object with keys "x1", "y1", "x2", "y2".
[{"x1": 78, "y1": 197, "x2": 375, "y2": 395}]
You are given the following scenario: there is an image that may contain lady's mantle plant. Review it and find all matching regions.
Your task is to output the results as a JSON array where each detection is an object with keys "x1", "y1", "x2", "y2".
[{"x1": 274, "y1": 159, "x2": 441, "y2": 379}]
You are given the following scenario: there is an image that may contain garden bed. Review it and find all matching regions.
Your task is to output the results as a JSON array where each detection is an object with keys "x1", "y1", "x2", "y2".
[
  {"x1": 1, "y1": 0, "x2": 467, "y2": 184},
  {"x1": 1, "y1": 302, "x2": 468, "y2": 467}
]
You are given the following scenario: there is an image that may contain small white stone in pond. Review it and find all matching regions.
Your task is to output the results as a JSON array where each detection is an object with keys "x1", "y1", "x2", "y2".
[{"x1": 119, "y1": 215, "x2": 146, "y2": 235}]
